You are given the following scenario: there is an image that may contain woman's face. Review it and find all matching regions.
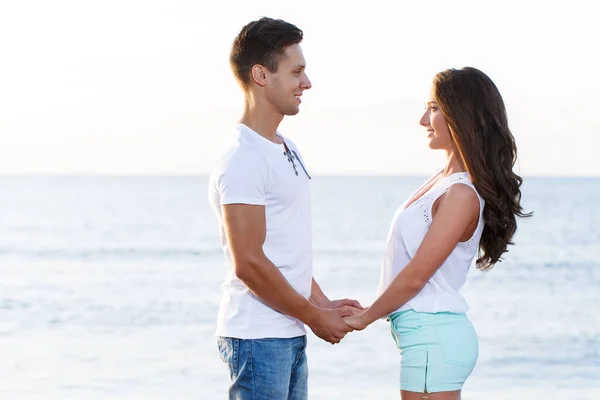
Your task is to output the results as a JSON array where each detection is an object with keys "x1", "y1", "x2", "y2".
[{"x1": 420, "y1": 85, "x2": 453, "y2": 150}]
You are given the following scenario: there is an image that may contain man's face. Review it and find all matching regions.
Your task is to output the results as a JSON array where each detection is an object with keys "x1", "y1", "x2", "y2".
[{"x1": 265, "y1": 44, "x2": 312, "y2": 116}]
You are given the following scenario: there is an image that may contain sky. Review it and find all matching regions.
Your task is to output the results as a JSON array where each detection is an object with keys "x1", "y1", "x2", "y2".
[{"x1": 0, "y1": 0, "x2": 597, "y2": 176}]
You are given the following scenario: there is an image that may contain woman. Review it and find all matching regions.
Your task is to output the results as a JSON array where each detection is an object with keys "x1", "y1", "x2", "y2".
[{"x1": 344, "y1": 67, "x2": 531, "y2": 400}]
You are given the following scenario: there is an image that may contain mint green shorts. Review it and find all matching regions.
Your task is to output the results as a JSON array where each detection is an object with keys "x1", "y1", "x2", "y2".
[{"x1": 389, "y1": 309, "x2": 478, "y2": 393}]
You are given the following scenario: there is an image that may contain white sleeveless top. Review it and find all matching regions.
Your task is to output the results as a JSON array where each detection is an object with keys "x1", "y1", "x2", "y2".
[{"x1": 376, "y1": 171, "x2": 485, "y2": 315}]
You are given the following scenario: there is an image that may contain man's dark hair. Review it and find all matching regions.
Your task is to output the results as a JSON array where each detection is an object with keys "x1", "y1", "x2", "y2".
[{"x1": 230, "y1": 17, "x2": 303, "y2": 90}]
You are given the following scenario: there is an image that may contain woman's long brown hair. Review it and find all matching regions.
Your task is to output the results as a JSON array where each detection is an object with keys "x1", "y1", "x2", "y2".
[{"x1": 433, "y1": 67, "x2": 532, "y2": 270}]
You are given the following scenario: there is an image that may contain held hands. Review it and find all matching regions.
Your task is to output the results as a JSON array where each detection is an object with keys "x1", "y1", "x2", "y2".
[
  {"x1": 306, "y1": 296, "x2": 366, "y2": 344},
  {"x1": 327, "y1": 299, "x2": 370, "y2": 331},
  {"x1": 328, "y1": 298, "x2": 364, "y2": 318},
  {"x1": 307, "y1": 308, "x2": 353, "y2": 344},
  {"x1": 307, "y1": 307, "x2": 371, "y2": 345},
  {"x1": 343, "y1": 310, "x2": 369, "y2": 331}
]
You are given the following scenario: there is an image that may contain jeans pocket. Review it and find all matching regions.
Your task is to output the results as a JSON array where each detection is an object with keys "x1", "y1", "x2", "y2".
[
  {"x1": 295, "y1": 336, "x2": 308, "y2": 363},
  {"x1": 435, "y1": 319, "x2": 479, "y2": 367},
  {"x1": 217, "y1": 337, "x2": 239, "y2": 380}
]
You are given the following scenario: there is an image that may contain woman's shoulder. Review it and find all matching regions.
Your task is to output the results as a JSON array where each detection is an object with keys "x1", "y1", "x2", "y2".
[{"x1": 443, "y1": 183, "x2": 481, "y2": 208}]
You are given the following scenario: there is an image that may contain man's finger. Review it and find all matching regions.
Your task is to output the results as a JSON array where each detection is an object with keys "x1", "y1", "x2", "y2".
[
  {"x1": 335, "y1": 306, "x2": 355, "y2": 318},
  {"x1": 349, "y1": 300, "x2": 364, "y2": 309},
  {"x1": 340, "y1": 299, "x2": 364, "y2": 309},
  {"x1": 348, "y1": 306, "x2": 363, "y2": 315},
  {"x1": 345, "y1": 306, "x2": 364, "y2": 316}
]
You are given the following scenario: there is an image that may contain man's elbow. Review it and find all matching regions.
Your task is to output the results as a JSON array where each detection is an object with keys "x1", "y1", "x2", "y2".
[{"x1": 233, "y1": 255, "x2": 262, "y2": 282}]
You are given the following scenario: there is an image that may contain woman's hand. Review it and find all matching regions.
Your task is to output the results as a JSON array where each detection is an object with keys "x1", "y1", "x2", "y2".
[{"x1": 343, "y1": 312, "x2": 369, "y2": 331}]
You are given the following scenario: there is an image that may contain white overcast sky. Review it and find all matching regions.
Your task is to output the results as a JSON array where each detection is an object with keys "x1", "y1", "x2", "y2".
[{"x1": 0, "y1": 0, "x2": 597, "y2": 176}]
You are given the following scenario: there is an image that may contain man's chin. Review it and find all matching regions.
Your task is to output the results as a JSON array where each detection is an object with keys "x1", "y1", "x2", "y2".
[{"x1": 284, "y1": 106, "x2": 300, "y2": 116}]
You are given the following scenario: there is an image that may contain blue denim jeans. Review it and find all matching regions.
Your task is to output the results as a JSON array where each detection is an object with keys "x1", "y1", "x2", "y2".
[{"x1": 217, "y1": 335, "x2": 308, "y2": 400}]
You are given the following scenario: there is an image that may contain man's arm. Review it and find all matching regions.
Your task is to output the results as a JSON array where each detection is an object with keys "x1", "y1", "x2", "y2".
[{"x1": 223, "y1": 203, "x2": 352, "y2": 343}]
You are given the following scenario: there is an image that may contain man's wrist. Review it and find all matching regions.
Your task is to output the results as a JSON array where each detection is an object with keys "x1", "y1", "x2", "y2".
[
  {"x1": 309, "y1": 294, "x2": 331, "y2": 309},
  {"x1": 300, "y1": 301, "x2": 321, "y2": 326}
]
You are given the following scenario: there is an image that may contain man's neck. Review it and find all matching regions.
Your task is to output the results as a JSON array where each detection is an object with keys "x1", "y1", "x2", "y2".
[{"x1": 240, "y1": 96, "x2": 284, "y2": 144}]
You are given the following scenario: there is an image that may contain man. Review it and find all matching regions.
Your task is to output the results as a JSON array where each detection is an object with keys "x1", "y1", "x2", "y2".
[{"x1": 208, "y1": 17, "x2": 362, "y2": 400}]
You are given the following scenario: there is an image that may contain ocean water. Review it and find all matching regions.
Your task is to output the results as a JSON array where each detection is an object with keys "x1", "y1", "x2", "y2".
[{"x1": 0, "y1": 176, "x2": 598, "y2": 400}]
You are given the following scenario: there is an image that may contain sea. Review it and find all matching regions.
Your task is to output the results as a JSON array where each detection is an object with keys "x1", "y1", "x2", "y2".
[{"x1": 0, "y1": 176, "x2": 598, "y2": 399}]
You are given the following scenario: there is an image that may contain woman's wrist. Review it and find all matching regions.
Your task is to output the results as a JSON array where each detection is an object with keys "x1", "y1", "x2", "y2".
[{"x1": 360, "y1": 309, "x2": 376, "y2": 327}]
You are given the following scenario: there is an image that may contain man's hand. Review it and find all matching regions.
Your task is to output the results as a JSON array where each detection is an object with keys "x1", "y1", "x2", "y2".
[
  {"x1": 343, "y1": 312, "x2": 369, "y2": 331},
  {"x1": 329, "y1": 298, "x2": 364, "y2": 318},
  {"x1": 307, "y1": 308, "x2": 354, "y2": 344}
]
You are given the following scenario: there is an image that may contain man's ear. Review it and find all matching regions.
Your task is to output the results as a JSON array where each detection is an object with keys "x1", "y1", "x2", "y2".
[{"x1": 251, "y1": 65, "x2": 268, "y2": 87}]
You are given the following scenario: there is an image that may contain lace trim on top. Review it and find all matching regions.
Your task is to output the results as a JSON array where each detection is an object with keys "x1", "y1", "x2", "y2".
[{"x1": 409, "y1": 172, "x2": 485, "y2": 248}]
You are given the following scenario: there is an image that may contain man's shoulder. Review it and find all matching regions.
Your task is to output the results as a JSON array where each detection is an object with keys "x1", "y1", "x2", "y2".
[
  {"x1": 211, "y1": 136, "x2": 271, "y2": 182},
  {"x1": 216, "y1": 141, "x2": 269, "y2": 167}
]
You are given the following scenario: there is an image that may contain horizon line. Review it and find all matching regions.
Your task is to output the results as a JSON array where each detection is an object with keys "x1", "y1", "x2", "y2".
[{"x1": 0, "y1": 172, "x2": 598, "y2": 179}]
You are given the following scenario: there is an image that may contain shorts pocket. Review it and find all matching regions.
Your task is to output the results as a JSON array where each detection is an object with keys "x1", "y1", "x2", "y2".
[
  {"x1": 217, "y1": 337, "x2": 239, "y2": 380},
  {"x1": 435, "y1": 318, "x2": 479, "y2": 367},
  {"x1": 390, "y1": 311, "x2": 423, "y2": 335}
]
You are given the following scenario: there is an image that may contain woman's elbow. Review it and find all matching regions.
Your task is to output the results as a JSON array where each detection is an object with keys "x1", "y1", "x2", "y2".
[{"x1": 405, "y1": 276, "x2": 428, "y2": 292}]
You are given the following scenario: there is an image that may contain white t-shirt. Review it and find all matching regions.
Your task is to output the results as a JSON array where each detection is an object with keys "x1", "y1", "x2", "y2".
[
  {"x1": 208, "y1": 123, "x2": 313, "y2": 339},
  {"x1": 376, "y1": 172, "x2": 485, "y2": 315}
]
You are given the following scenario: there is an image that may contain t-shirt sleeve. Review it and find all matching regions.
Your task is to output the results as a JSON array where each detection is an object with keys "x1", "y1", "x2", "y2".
[{"x1": 214, "y1": 147, "x2": 270, "y2": 206}]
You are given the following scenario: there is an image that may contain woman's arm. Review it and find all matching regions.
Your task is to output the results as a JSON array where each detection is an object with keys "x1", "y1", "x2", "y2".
[{"x1": 345, "y1": 184, "x2": 480, "y2": 330}]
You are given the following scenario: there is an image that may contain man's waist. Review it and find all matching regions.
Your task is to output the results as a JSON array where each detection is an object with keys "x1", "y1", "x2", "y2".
[{"x1": 216, "y1": 311, "x2": 306, "y2": 340}]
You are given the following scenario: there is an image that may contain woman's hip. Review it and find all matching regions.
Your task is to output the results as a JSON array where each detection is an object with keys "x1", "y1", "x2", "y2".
[{"x1": 389, "y1": 309, "x2": 479, "y2": 368}]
